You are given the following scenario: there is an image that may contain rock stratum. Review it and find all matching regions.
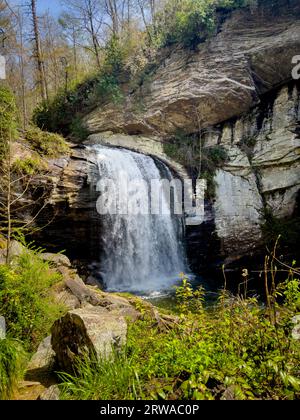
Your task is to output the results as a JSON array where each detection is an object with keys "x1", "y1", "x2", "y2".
[
  {"x1": 85, "y1": 1, "x2": 300, "y2": 137},
  {"x1": 31, "y1": 1, "x2": 300, "y2": 267}
]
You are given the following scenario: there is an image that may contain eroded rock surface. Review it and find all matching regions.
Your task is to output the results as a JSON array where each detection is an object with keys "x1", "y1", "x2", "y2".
[
  {"x1": 85, "y1": 2, "x2": 300, "y2": 136},
  {"x1": 51, "y1": 307, "x2": 127, "y2": 373}
]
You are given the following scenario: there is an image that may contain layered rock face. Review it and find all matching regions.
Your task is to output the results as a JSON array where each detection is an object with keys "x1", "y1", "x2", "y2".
[
  {"x1": 206, "y1": 83, "x2": 300, "y2": 256},
  {"x1": 33, "y1": 147, "x2": 102, "y2": 261},
  {"x1": 33, "y1": 1, "x2": 299, "y2": 268},
  {"x1": 85, "y1": 1, "x2": 300, "y2": 137}
]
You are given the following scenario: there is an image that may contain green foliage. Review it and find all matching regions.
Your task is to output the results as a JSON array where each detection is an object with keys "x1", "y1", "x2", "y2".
[
  {"x1": 0, "y1": 247, "x2": 66, "y2": 351},
  {"x1": 175, "y1": 273, "x2": 205, "y2": 315},
  {"x1": 154, "y1": 0, "x2": 254, "y2": 49},
  {"x1": 0, "y1": 86, "x2": 17, "y2": 156},
  {"x1": 104, "y1": 35, "x2": 125, "y2": 77},
  {"x1": 164, "y1": 131, "x2": 228, "y2": 198},
  {"x1": 69, "y1": 117, "x2": 90, "y2": 142},
  {"x1": 24, "y1": 127, "x2": 69, "y2": 157},
  {"x1": 33, "y1": 39, "x2": 124, "y2": 139},
  {"x1": 60, "y1": 268, "x2": 300, "y2": 400},
  {"x1": 0, "y1": 338, "x2": 25, "y2": 400},
  {"x1": 59, "y1": 352, "x2": 138, "y2": 400},
  {"x1": 0, "y1": 86, "x2": 17, "y2": 136},
  {"x1": 12, "y1": 156, "x2": 45, "y2": 176},
  {"x1": 262, "y1": 210, "x2": 300, "y2": 254}
]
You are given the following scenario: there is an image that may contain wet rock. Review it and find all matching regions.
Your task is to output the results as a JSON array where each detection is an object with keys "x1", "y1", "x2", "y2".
[{"x1": 51, "y1": 307, "x2": 127, "y2": 373}]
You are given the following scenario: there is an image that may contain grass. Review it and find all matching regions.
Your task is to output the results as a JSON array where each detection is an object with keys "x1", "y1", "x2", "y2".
[
  {"x1": 24, "y1": 127, "x2": 70, "y2": 158},
  {"x1": 12, "y1": 156, "x2": 46, "y2": 176},
  {"x1": 59, "y1": 259, "x2": 300, "y2": 400},
  {"x1": 0, "y1": 245, "x2": 67, "y2": 351},
  {"x1": 0, "y1": 338, "x2": 25, "y2": 400}
]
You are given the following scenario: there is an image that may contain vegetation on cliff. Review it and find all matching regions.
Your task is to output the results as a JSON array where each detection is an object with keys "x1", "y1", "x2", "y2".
[{"x1": 32, "y1": 0, "x2": 261, "y2": 139}]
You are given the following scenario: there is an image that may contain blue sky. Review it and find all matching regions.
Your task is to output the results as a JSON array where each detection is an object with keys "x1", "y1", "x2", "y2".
[
  {"x1": 36, "y1": 0, "x2": 63, "y2": 17},
  {"x1": 12, "y1": 0, "x2": 63, "y2": 18}
]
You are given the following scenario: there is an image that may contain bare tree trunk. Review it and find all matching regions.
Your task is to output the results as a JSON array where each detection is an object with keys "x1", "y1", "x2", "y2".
[
  {"x1": 72, "y1": 26, "x2": 78, "y2": 75},
  {"x1": 5, "y1": 136, "x2": 11, "y2": 264},
  {"x1": 107, "y1": 0, "x2": 119, "y2": 36},
  {"x1": 17, "y1": 8, "x2": 27, "y2": 129},
  {"x1": 30, "y1": 0, "x2": 48, "y2": 102}
]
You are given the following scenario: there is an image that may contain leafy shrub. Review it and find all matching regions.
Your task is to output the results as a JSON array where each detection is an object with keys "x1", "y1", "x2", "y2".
[
  {"x1": 155, "y1": 0, "x2": 254, "y2": 49},
  {"x1": 0, "y1": 86, "x2": 17, "y2": 156},
  {"x1": 60, "y1": 264, "x2": 300, "y2": 400},
  {"x1": 60, "y1": 352, "x2": 137, "y2": 400},
  {"x1": 24, "y1": 127, "x2": 69, "y2": 157},
  {"x1": 164, "y1": 131, "x2": 228, "y2": 198},
  {"x1": 0, "y1": 338, "x2": 25, "y2": 400},
  {"x1": 33, "y1": 39, "x2": 124, "y2": 139},
  {"x1": 0, "y1": 247, "x2": 66, "y2": 350},
  {"x1": 12, "y1": 156, "x2": 45, "y2": 176}
]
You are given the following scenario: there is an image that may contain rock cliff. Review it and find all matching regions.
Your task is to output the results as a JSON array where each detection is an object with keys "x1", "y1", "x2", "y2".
[
  {"x1": 85, "y1": 1, "x2": 300, "y2": 137},
  {"x1": 32, "y1": 0, "x2": 300, "y2": 270}
]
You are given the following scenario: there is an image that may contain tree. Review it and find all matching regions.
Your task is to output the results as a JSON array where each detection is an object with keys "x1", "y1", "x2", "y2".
[
  {"x1": 61, "y1": 0, "x2": 104, "y2": 69},
  {"x1": 0, "y1": 87, "x2": 49, "y2": 262},
  {"x1": 30, "y1": 0, "x2": 48, "y2": 101}
]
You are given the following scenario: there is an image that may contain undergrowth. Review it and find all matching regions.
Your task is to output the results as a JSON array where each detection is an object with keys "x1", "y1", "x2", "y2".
[
  {"x1": 60, "y1": 250, "x2": 300, "y2": 400},
  {"x1": 0, "y1": 244, "x2": 66, "y2": 351},
  {"x1": 0, "y1": 338, "x2": 25, "y2": 400}
]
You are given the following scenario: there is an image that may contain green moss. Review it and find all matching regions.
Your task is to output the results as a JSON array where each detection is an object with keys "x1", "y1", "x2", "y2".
[
  {"x1": 24, "y1": 127, "x2": 69, "y2": 158},
  {"x1": 163, "y1": 131, "x2": 228, "y2": 199},
  {"x1": 12, "y1": 156, "x2": 46, "y2": 176}
]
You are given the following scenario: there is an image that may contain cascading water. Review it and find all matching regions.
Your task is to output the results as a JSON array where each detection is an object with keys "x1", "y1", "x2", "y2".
[{"x1": 92, "y1": 145, "x2": 187, "y2": 294}]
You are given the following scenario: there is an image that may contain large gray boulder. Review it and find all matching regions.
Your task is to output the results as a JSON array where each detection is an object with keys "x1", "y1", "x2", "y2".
[
  {"x1": 40, "y1": 253, "x2": 71, "y2": 268},
  {"x1": 51, "y1": 307, "x2": 127, "y2": 373}
]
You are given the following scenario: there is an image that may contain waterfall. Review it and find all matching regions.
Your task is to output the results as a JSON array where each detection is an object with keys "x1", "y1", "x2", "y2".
[{"x1": 92, "y1": 145, "x2": 187, "y2": 293}]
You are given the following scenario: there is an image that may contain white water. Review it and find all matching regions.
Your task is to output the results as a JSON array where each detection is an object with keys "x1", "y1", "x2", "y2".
[{"x1": 93, "y1": 145, "x2": 187, "y2": 293}]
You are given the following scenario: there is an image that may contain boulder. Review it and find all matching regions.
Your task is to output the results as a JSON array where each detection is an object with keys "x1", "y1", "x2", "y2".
[
  {"x1": 8, "y1": 240, "x2": 26, "y2": 260},
  {"x1": 38, "y1": 385, "x2": 60, "y2": 401},
  {"x1": 40, "y1": 253, "x2": 71, "y2": 268},
  {"x1": 292, "y1": 315, "x2": 300, "y2": 340},
  {"x1": 54, "y1": 289, "x2": 81, "y2": 310},
  {"x1": 64, "y1": 274, "x2": 104, "y2": 306},
  {"x1": 27, "y1": 336, "x2": 56, "y2": 373},
  {"x1": 51, "y1": 307, "x2": 127, "y2": 373}
]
